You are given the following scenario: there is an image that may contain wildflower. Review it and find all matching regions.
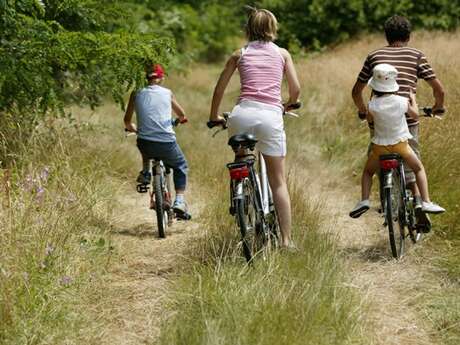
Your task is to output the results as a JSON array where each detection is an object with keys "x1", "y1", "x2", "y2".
[
  {"x1": 45, "y1": 243, "x2": 55, "y2": 256},
  {"x1": 60, "y1": 275, "x2": 73, "y2": 286},
  {"x1": 23, "y1": 174, "x2": 34, "y2": 192},
  {"x1": 35, "y1": 186, "x2": 45, "y2": 202},
  {"x1": 40, "y1": 167, "x2": 50, "y2": 183}
]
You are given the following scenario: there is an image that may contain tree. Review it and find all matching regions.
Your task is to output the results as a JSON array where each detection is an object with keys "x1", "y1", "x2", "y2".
[{"x1": 0, "y1": 0, "x2": 173, "y2": 161}]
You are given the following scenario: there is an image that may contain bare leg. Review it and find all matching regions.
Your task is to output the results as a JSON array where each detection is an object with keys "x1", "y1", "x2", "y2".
[
  {"x1": 361, "y1": 155, "x2": 379, "y2": 200},
  {"x1": 403, "y1": 152, "x2": 430, "y2": 202},
  {"x1": 263, "y1": 154, "x2": 291, "y2": 247}
]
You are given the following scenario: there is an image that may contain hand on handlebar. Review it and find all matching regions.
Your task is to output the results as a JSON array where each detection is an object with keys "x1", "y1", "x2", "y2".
[
  {"x1": 173, "y1": 116, "x2": 188, "y2": 127},
  {"x1": 125, "y1": 122, "x2": 137, "y2": 133},
  {"x1": 283, "y1": 101, "x2": 302, "y2": 113},
  {"x1": 207, "y1": 114, "x2": 227, "y2": 129},
  {"x1": 421, "y1": 107, "x2": 445, "y2": 117}
]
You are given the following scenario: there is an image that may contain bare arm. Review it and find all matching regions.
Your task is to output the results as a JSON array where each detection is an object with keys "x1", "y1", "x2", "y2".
[
  {"x1": 407, "y1": 92, "x2": 419, "y2": 120},
  {"x1": 425, "y1": 78, "x2": 445, "y2": 112},
  {"x1": 280, "y1": 48, "x2": 300, "y2": 106},
  {"x1": 171, "y1": 93, "x2": 186, "y2": 119},
  {"x1": 352, "y1": 80, "x2": 368, "y2": 115},
  {"x1": 123, "y1": 92, "x2": 137, "y2": 132},
  {"x1": 209, "y1": 51, "x2": 239, "y2": 121}
]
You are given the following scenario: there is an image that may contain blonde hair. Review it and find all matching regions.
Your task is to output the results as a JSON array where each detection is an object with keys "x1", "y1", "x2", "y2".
[{"x1": 245, "y1": 8, "x2": 278, "y2": 42}]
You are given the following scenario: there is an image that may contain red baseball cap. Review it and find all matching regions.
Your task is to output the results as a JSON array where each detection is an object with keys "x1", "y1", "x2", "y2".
[{"x1": 146, "y1": 64, "x2": 165, "y2": 79}]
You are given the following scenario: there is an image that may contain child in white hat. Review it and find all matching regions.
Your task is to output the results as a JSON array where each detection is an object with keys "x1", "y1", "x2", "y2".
[{"x1": 350, "y1": 63, "x2": 445, "y2": 218}]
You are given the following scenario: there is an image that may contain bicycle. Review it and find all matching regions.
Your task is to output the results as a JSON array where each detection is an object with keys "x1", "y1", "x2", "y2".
[
  {"x1": 207, "y1": 103, "x2": 301, "y2": 262},
  {"x1": 128, "y1": 117, "x2": 189, "y2": 238},
  {"x1": 378, "y1": 107, "x2": 444, "y2": 258}
]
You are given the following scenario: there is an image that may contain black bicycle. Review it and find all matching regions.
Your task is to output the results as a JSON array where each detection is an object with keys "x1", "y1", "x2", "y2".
[
  {"x1": 379, "y1": 107, "x2": 444, "y2": 258},
  {"x1": 130, "y1": 117, "x2": 189, "y2": 238},
  {"x1": 207, "y1": 103, "x2": 300, "y2": 262}
]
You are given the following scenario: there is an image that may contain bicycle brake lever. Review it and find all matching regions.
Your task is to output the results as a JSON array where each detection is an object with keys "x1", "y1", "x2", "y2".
[{"x1": 212, "y1": 127, "x2": 226, "y2": 138}]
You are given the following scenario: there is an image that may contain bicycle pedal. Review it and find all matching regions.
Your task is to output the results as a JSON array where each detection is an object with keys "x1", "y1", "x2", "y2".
[{"x1": 136, "y1": 184, "x2": 149, "y2": 193}]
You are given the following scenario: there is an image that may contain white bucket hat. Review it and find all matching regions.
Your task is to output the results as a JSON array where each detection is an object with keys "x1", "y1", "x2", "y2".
[{"x1": 368, "y1": 63, "x2": 399, "y2": 92}]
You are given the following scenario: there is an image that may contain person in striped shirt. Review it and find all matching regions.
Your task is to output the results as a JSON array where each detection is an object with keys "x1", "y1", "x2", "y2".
[{"x1": 351, "y1": 15, "x2": 445, "y2": 230}]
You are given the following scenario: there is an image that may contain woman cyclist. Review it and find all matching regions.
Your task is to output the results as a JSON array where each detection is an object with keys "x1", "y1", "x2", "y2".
[{"x1": 209, "y1": 7, "x2": 301, "y2": 248}]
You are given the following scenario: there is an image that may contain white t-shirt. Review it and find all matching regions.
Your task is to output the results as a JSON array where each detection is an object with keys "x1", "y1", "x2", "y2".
[
  {"x1": 368, "y1": 94, "x2": 413, "y2": 145},
  {"x1": 134, "y1": 85, "x2": 176, "y2": 142}
]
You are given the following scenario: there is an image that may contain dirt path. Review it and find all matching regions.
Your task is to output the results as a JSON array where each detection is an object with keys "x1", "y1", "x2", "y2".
[
  {"x1": 97, "y1": 183, "x2": 202, "y2": 345},
  {"x1": 302, "y1": 162, "x2": 443, "y2": 345},
  {"x1": 95, "y1": 155, "x2": 442, "y2": 344}
]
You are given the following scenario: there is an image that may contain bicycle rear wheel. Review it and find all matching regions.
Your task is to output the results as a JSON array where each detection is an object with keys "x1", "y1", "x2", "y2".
[
  {"x1": 384, "y1": 173, "x2": 405, "y2": 258},
  {"x1": 154, "y1": 174, "x2": 168, "y2": 238},
  {"x1": 235, "y1": 179, "x2": 263, "y2": 262}
]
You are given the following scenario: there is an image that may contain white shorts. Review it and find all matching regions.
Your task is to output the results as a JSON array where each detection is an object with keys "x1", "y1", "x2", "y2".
[{"x1": 228, "y1": 100, "x2": 286, "y2": 157}]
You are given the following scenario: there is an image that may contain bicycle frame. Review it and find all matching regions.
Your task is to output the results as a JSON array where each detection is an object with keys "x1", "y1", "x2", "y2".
[{"x1": 257, "y1": 152, "x2": 272, "y2": 216}]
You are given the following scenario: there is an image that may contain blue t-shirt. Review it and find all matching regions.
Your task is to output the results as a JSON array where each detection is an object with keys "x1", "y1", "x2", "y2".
[{"x1": 135, "y1": 85, "x2": 176, "y2": 142}]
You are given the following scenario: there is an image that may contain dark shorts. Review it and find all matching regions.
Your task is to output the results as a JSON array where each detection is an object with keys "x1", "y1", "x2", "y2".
[{"x1": 137, "y1": 139, "x2": 188, "y2": 190}]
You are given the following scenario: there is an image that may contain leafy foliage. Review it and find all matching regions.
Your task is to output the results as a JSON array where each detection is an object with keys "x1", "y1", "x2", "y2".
[
  {"x1": 262, "y1": 0, "x2": 460, "y2": 50},
  {"x1": 0, "y1": 0, "x2": 173, "y2": 163}
]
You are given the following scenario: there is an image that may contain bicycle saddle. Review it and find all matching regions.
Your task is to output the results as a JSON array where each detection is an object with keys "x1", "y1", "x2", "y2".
[
  {"x1": 379, "y1": 153, "x2": 401, "y2": 160},
  {"x1": 228, "y1": 133, "x2": 258, "y2": 150}
]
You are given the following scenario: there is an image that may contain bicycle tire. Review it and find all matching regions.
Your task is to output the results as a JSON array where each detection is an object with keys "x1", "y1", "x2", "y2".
[
  {"x1": 384, "y1": 177, "x2": 405, "y2": 259},
  {"x1": 235, "y1": 179, "x2": 261, "y2": 262},
  {"x1": 154, "y1": 174, "x2": 167, "y2": 238}
]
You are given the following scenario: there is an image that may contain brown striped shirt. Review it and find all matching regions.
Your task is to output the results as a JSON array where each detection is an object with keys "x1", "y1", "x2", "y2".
[{"x1": 357, "y1": 46, "x2": 436, "y2": 127}]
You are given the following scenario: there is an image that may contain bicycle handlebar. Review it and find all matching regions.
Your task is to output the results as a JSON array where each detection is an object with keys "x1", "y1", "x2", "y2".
[
  {"x1": 357, "y1": 106, "x2": 445, "y2": 121},
  {"x1": 207, "y1": 102, "x2": 302, "y2": 129},
  {"x1": 421, "y1": 107, "x2": 445, "y2": 117}
]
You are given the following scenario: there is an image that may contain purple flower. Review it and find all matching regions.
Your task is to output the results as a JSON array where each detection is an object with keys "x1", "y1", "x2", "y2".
[
  {"x1": 23, "y1": 174, "x2": 34, "y2": 192},
  {"x1": 35, "y1": 186, "x2": 45, "y2": 202},
  {"x1": 40, "y1": 167, "x2": 50, "y2": 183},
  {"x1": 45, "y1": 243, "x2": 55, "y2": 256},
  {"x1": 60, "y1": 275, "x2": 73, "y2": 286}
]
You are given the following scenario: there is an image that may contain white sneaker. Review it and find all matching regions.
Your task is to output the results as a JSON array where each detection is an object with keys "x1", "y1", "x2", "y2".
[
  {"x1": 422, "y1": 201, "x2": 445, "y2": 214},
  {"x1": 349, "y1": 200, "x2": 370, "y2": 218}
]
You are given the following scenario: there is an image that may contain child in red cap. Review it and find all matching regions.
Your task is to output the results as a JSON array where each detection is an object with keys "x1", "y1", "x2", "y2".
[{"x1": 124, "y1": 64, "x2": 190, "y2": 217}]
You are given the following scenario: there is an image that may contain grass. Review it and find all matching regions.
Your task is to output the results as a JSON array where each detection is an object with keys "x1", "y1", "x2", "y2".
[
  {"x1": 286, "y1": 30, "x2": 460, "y2": 343},
  {"x1": 1, "y1": 31, "x2": 458, "y2": 344},
  {"x1": 157, "y1": 30, "x2": 459, "y2": 344},
  {"x1": 0, "y1": 106, "x2": 134, "y2": 343},
  {"x1": 152, "y1": 61, "x2": 368, "y2": 344}
]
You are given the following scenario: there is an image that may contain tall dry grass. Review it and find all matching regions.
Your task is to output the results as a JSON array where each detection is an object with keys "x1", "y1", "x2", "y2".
[
  {"x1": 0, "y1": 105, "x2": 138, "y2": 343},
  {"x1": 287, "y1": 31, "x2": 460, "y2": 344},
  {"x1": 157, "y1": 31, "x2": 459, "y2": 344},
  {"x1": 153, "y1": 62, "x2": 368, "y2": 343}
]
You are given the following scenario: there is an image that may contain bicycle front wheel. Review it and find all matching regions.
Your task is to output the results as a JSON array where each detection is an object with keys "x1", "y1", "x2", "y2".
[
  {"x1": 154, "y1": 174, "x2": 167, "y2": 238},
  {"x1": 384, "y1": 178, "x2": 405, "y2": 259}
]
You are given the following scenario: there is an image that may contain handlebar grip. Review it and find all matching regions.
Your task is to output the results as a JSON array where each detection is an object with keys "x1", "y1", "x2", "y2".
[
  {"x1": 289, "y1": 101, "x2": 302, "y2": 110},
  {"x1": 358, "y1": 111, "x2": 367, "y2": 120},
  {"x1": 422, "y1": 107, "x2": 432, "y2": 117},
  {"x1": 207, "y1": 121, "x2": 219, "y2": 129}
]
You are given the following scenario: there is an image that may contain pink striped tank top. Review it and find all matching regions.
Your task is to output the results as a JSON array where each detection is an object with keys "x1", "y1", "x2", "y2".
[{"x1": 238, "y1": 41, "x2": 285, "y2": 110}]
